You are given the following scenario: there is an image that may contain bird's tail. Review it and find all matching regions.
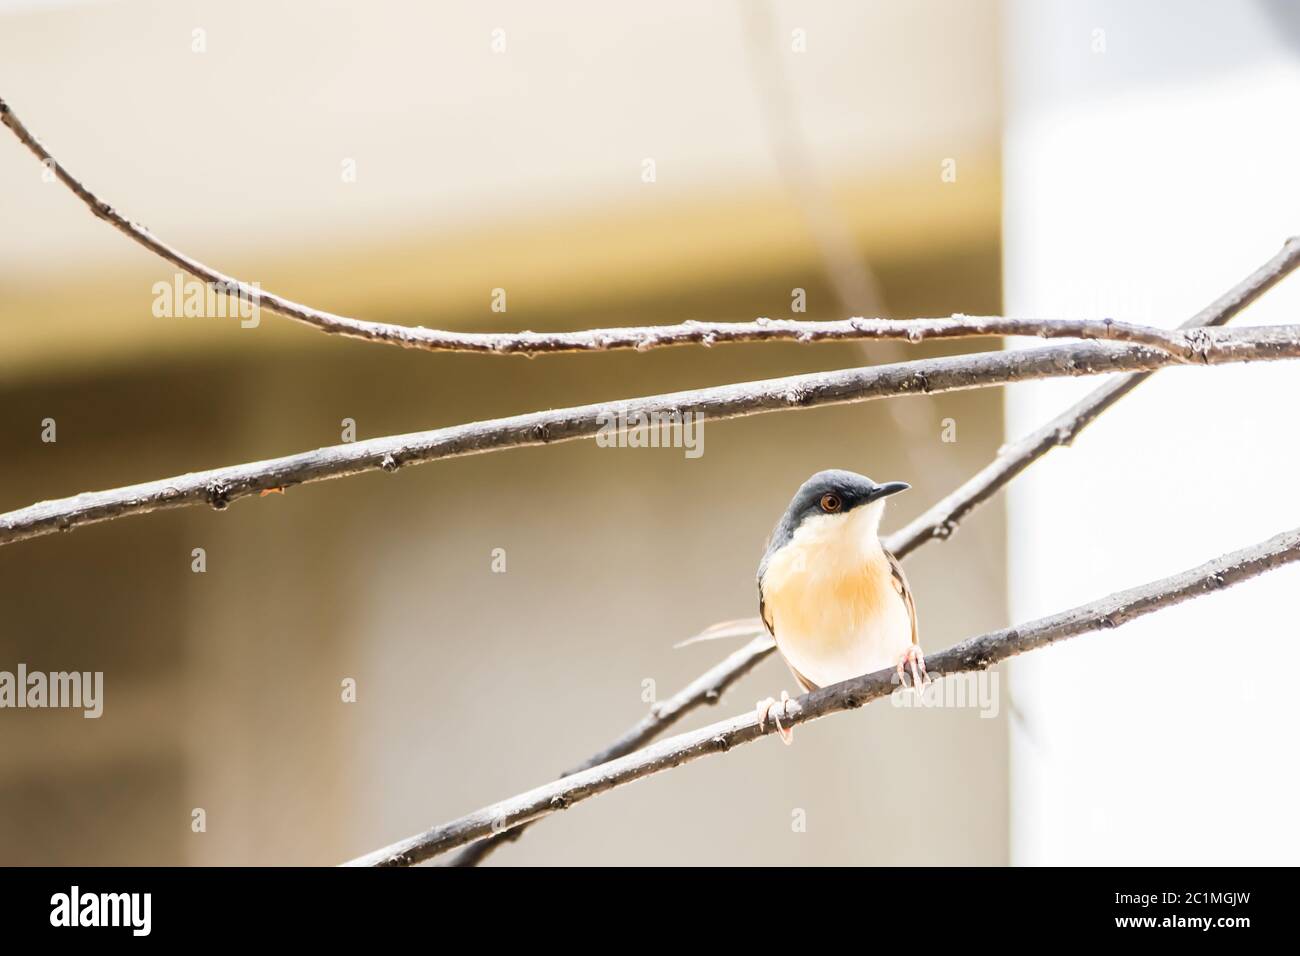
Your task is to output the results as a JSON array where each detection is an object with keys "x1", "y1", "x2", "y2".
[{"x1": 673, "y1": 616, "x2": 767, "y2": 649}]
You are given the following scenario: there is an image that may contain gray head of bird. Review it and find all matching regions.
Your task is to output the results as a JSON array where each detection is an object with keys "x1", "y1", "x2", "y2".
[{"x1": 759, "y1": 469, "x2": 910, "y2": 576}]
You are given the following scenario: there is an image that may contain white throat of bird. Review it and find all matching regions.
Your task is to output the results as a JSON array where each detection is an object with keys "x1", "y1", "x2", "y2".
[
  {"x1": 840, "y1": 498, "x2": 887, "y2": 554},
  {"x1": 780, "y1": 497, "x2": 889, "y2": 574}
]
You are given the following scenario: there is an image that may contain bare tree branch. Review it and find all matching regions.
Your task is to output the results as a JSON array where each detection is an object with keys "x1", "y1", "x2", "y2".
[
  {"x1": 888, "y1": 234, "x2": 1300, "y2": 557},
  {"x1": 0, "y1": 95, "x2": 1229, "y2": 362},
  {"x1": 446, "y1": 633, "x2": 776, "y2": 866},
  {"x1": 3, "y1": 328, "x2": 1300, "y2": 548},
  {"x1": 446, "y1": 235, "x2": 1300, "y2": 864},
  {"x1": 346, "y1": 523, "x2": 1300, "y2": 867},
  {"x1": 7, "y1": 92, "x2": 1300, "y2": 866}
]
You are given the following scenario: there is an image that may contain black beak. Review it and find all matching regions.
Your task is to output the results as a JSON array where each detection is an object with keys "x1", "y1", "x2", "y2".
[{"x1": 868, "y1": 481, "x2": 910, "y2": 501}]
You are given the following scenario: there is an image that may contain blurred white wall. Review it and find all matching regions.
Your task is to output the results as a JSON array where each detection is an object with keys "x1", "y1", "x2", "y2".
[{"x1": 1004, "y1": 0, "x2": 1300, "y2": 864}]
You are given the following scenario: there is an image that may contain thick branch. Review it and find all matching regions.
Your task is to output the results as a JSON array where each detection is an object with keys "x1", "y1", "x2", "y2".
[
  {"x1": 0, "y1": 95, "x2": 1219, "y2": 361},
  {"x1": 3, "y1": 328, "x2": 1300, "y2": 547},
  {"x1": 446, "y1": 235, "x2": 1300, "y2": 864},
  {"x1": 347, "y1": 524, "x2": 1300, "y2": 866}
]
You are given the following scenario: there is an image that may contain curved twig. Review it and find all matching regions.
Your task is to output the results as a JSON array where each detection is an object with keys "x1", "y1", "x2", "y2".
[{"x1": 1, "y1": 95, "x2": 1202, "y2": 361}]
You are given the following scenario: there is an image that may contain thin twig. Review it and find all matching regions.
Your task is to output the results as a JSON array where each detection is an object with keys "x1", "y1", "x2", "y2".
[
  {"x1": 0, "y1": 95, "x2": 1215, "y2": 361},
  {"x1": 740, "y1": 0, "x2": 886, "y2": 316},
  {"x1": 3, "y1": 328, "x2": 1300, "y2": 548},
  {"x1": 446, "y1": 634, "x2": 776, "y2": 865},
  {"x1": 346, "y1": 523, "x2": 1300, "y2": 866},
  {"x1": 447, "y1": 235, "x2": 1300, "y2": 864}
]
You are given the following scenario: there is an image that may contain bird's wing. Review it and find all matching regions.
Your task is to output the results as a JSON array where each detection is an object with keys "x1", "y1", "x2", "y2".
[
  {"x1": 886, "y1": 547, "x2": 919, "y2": 646},
  {"x1": 761, "y1": 586, "x2": 821, "y2": 692}
]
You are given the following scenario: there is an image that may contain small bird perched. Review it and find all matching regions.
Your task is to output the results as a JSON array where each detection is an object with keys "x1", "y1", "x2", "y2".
[{"x1": 755, "y1": 469, "x2": 924, "y2": 743}]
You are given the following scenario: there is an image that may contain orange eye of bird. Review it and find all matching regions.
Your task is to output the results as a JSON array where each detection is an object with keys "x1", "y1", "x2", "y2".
[{"x1": 820, "y1": 493, "x2": 842, "y2": 513}]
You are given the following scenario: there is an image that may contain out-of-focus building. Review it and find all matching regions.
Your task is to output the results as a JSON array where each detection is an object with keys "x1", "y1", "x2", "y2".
[{"x1": 0, "y1": 0, "x2": 1008, "y2": 864}]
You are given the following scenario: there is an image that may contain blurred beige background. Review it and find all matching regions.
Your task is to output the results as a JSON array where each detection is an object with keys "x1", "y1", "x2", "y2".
[{"x1": 0, "y1": 0, "x2": 1007, "y2": 865}]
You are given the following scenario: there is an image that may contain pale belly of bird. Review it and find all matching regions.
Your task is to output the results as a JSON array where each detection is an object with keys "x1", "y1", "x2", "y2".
[{"x1": 764, "y1": 547, "x2": 913, "y2": 690}]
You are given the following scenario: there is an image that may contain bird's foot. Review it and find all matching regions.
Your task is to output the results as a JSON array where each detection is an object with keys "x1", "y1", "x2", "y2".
[
  {"x1": 756, "y1": 690, "x2": 800, "y2": 745},
  {"x1": 895, "y1": 644, "x2": 930, "y2": 691}
]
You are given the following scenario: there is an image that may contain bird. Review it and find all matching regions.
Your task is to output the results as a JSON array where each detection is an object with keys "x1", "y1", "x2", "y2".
[{"x1": 754, "y1": 469, "x2": 924, "y2": 743}]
